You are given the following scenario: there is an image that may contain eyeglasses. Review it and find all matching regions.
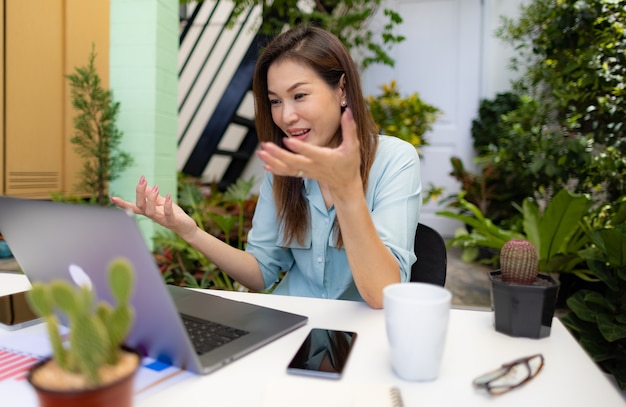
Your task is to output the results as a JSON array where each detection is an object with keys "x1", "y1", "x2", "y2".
[{"x1": 472, "y1": 354, "x2": 544, "y2": 396}]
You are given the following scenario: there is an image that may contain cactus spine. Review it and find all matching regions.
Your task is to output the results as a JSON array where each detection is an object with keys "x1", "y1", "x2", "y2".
[
  {"x1": 26, "y1": 257, "x2": 135, "y2": 387},
  {"x1": 499, "y1": 239, "x2": 538, "y2": 284}
]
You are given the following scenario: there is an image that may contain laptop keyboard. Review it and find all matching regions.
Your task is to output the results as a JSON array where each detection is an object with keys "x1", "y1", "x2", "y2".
[{"x1": 180, "y1": 313, "x2": 249, "y2": 355}]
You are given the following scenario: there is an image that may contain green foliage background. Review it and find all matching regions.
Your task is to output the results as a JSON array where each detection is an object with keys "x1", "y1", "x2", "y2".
[{"x1": 496, "y1": 0, "x2": 626, "y2": 202}]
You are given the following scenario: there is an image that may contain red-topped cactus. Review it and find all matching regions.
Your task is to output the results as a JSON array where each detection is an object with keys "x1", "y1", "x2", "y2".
[{"x1": 500, "y1": 239, "x2": 538, "y2": 284}]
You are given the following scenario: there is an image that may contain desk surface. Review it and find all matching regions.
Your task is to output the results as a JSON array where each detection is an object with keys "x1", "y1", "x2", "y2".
[{"x1": 1, "y1": 274, "x2": 625, "y2": 406}]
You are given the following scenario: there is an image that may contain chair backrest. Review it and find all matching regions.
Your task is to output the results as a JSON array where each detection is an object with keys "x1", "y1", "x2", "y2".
[{"x1": 411, "y1": 223, "x2": 447, "y2": 286}]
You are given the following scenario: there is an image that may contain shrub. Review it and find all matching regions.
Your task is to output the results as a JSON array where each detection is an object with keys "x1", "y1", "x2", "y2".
[
  {"x1": 153, "y1": 175, "x2": 257, "y2": 290},
  {"x1": 497, "y1": 0, "x2": 626, "y2": 202},
  {"x1": 367, "y1": 80, "x2": 440, "y2": 155}
]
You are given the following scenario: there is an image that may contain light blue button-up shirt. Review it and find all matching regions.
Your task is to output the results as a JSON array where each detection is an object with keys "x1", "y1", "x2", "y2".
[{"x1": 246, "y1": 135, "x2": 421, "y2": 302}]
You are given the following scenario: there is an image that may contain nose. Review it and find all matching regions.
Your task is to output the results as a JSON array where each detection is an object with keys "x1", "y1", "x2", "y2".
[{"x1": 281, "y1": 102, "x2": 298, "y2": 125}]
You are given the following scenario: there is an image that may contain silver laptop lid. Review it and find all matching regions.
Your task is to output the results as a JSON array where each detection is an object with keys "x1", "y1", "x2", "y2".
[{"x1": 0, "y1": 196, "x2": 307, "y2": 374}]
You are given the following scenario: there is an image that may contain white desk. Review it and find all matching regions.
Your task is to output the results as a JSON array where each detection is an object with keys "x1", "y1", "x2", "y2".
[{"x1": 1, "y1": 274, "x2": 624, "y2": 406}]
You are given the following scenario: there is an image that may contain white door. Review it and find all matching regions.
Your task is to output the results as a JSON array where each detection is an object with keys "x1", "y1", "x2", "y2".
[{"x1": 362, "y1": 0, "x2": 482, "y2": 238}]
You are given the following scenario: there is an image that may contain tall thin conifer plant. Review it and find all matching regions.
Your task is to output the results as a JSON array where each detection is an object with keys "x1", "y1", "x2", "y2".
[{"x1": 66, "y1": 44, "x2": 133, "y2": 205}]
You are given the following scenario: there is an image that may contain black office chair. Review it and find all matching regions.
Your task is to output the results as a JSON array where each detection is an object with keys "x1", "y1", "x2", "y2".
[{"x1": 410, "y1": 223, "x2": 447, "y2": 287}]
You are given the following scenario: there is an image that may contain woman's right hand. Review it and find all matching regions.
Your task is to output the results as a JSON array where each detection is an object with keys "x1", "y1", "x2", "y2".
[{"x1": 110, "y1": 176, "x2": 198, "y2": 241}]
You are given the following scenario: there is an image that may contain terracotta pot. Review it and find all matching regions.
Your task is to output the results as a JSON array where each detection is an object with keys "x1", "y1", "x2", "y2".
[
  {"x1": 489, "y1": 270, "x2": 560, "y2": 339},
  {"x1": 27, "y1": 349, "x2": 140, "y2": 407}
]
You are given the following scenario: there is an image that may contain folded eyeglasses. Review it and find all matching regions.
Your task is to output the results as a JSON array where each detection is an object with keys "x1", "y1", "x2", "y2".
[{"x1": 473, "y1": 354, "x2": 545, "y2": 396}]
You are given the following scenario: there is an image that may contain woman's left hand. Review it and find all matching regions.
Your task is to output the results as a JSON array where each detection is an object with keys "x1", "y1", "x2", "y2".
[{"x1": 256, "y1": 108, "x2": 362, "y2": 192}]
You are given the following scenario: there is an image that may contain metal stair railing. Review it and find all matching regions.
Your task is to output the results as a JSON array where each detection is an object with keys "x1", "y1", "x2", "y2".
[{"x1": 178, "y1": 1, "x2": 263, "y2": 189}]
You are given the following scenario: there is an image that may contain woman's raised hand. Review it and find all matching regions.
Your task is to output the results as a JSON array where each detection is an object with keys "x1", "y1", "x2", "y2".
[
  {"x1": 110, "y1": 176, "x2": 198, "y2": 240},
  {"x1": 257, "y1": 108, "x2": 362, "y2": 193}
]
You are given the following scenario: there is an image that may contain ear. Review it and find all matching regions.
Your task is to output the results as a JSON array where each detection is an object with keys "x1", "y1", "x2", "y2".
[{"x1": 338, "y1": 74, "x2": 347, "y2": 99}]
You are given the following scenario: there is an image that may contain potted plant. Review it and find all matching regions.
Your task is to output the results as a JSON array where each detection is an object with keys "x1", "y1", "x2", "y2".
[
  {"x1": 490, "y1": 239, "x2": 560, "y2": 339},
  {"x1": 25, "y1": 257, "x2": 140, "y2": 407}
]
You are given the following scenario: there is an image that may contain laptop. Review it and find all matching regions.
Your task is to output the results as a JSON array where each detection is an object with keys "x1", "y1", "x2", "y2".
[{"x1": 0, "y1": 196, "x2": 308, "y2": 374}]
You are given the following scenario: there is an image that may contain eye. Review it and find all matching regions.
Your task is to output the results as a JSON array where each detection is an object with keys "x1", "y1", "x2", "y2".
[
  {"x1": 294, "y1": 93, "x2": 307, "y2": 100},
  {"x1": 269, "y1": 98, "x2": 281, "y2": 106}
]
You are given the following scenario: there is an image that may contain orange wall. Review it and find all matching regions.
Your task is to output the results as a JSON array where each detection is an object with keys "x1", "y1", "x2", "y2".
[
  {"x1": 0, "y1": 3, "x2": 4, "y2": 195},
  {"x1": 2, "y1": 0, "x2": 109, "y2": 198}
]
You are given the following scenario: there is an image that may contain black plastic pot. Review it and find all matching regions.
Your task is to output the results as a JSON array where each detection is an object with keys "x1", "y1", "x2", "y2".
[{"x1": 489, "y1": 271, "x2": 560, "y2": 339}]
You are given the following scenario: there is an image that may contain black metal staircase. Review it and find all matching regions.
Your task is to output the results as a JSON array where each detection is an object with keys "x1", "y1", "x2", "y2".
[{"x1": 178, "y1": 1, "x2": 264, "y2": 190}]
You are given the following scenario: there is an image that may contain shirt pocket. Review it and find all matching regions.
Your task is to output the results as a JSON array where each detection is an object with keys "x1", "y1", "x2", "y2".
[{"x1": 277, "y1": 230, "x2": 312, "y2": 250}]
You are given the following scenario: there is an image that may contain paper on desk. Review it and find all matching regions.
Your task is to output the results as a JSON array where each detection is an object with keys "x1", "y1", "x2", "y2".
[{"x1": 0, "y1": 330, "x2": 194, "y2": 405}]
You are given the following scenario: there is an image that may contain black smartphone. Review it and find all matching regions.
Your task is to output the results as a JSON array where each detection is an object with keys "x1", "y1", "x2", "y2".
[
  {"x1": 0, "y1": 290, "x2": 42, "y2": 331},
  {"x1": 287, "y1": 328, "x2": 357, "y2": 379}
]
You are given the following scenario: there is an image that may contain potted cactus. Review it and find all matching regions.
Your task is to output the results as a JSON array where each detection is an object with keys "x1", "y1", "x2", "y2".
[
  {"x1": 25, "y1": 257, "x2": 140, "y2": 407},
  {"x1": 489, "y1": 239, "x2": 560, "y2": 339}
]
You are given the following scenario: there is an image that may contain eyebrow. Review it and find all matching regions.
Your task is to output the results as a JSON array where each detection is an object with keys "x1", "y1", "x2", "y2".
[{"x1": 267, "y1": 81, "x2": 310, "y2": 96}]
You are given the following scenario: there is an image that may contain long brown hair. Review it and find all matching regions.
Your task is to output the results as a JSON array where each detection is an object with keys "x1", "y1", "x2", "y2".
[{"x1": 252, "y1": 25, "x2": 378, "y2": 247}]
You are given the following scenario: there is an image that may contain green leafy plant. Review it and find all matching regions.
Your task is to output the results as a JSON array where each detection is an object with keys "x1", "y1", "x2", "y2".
[
  {"x1": 153, "y1": 175, "x2": 258, "y2": 290},
  {"x1": 438, "y1": 189, "x2": 594, "y2": 281},
  {"x1": 445, "y1": 93, "x2": 532, "y2": 228},
  {"x1": 26, "y1": 258, "x2": 136, "y2": 388},
  {"x1": 470, "y1": 92, "x2": 521, "y2": 153},
  {"x1": 64, "y1": 44, "x2": 133, "y2": 205},
  {"x1": 222, "y1": 0, "x2": 404, "y2": 69},
  {"x1": 446, "y1": 156, "x2": 527, "y2": 229},
  {"x1": 451, "y1": 1, "x2": 626, "y2": 232},
  {"x1": 520, "y1": 189, "x2": 592, "y2": 280},
  {"x1": 436, "y1": 192, "x2": 525, "y2": 265},
  {"x1": 447, "y1": 91, "x2": 590, "y2": 229},
  {"x1": 366, "y1": 80, "x2": 440, "y2": 155},
  {"x1": 496, "y1": 0, "x2": 626, "y2": 203},
  {"x1": 480, "y1": 96, "x2": 591, "y2": 204},
  {"x1": 561, "y1": 198, "x2": 626, "y2": 390},
  {"x1": 181, "y1": 0, "x2": 404, "y2": 69}
]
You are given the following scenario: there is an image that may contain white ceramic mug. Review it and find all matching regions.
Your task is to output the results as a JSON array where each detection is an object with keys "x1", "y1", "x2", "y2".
[{"x1": 383, "y1": 282, "x2": 452, "y2": 381}]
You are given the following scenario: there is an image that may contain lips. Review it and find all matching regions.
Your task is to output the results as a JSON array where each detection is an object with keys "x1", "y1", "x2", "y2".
[{"x1": 287, "y1": 129, "x2": 310, "y2": 140}]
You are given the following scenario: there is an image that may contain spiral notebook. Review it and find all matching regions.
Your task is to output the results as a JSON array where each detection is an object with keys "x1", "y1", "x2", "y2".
[{"x1": 261, "y1": 378, "x2": 404, "y2": 407}]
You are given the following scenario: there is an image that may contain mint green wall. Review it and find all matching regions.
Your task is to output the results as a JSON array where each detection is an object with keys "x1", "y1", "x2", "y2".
[{"x1": 109, "y1": 0, "x2": 178, "y2": 247}]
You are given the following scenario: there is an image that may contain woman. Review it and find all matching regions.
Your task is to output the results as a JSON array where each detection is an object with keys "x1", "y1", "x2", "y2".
[{"x1": 111, "y1": 25, "x2": 421, "y2": 309}]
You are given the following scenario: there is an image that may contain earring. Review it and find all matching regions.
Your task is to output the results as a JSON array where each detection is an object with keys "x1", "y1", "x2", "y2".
[{"x1": 341, "y1": 100, "x2": 347, "y2": 107}]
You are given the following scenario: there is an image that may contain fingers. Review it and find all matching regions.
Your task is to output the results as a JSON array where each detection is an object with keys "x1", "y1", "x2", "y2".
[
  {"x1": 281, "y1": 136, "x2": 308, "y2": 155},
  {"x1": 109, "y1": 195, "x2": 137, "y2": 212},
  {"x1": 143, "y1": 184, "x2": 160, "y2": 217},
  {"x1": 257, "y1": 142, "x2": 309, "y2": 176},
  {"x1": 112, "y1": 176, "x2": 165, "y2": 218},
  {"x1": 284, "y1": 108, "x2": 357, "y2": 156},
  {"x1": 135, "y1": 175, "x2": 149, "y2": 211},
  {"x1": 340, "y1": 108, "x2": 357, "y2": 150},
  {"x1": 163, "y1": 193, "x2": 174, "y2": 219},
  {"x1": 112, "y1": 177, "x2": 187, "y2": 236},
  {"x1": 256, "y1": 108, "x2": 358, "y2": 180}
]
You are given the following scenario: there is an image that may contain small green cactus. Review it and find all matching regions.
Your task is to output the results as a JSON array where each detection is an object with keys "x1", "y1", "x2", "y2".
[
  {"x1": 26, "y1": 257, "x2": 135, "y2": 387},
  {"x1": 500, "y1": 239, "x2": 538, "y2": 284}
]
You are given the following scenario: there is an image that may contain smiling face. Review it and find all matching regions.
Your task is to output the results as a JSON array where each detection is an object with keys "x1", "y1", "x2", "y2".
[{"x1": 267, "y1": 59, "x2": 345, "y2": 148}]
